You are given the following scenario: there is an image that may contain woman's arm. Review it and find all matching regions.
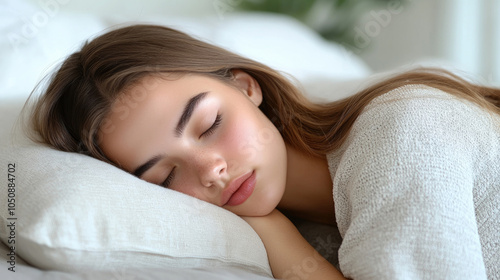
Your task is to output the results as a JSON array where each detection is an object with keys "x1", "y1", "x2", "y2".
[
  {"x1": 243, "y1": 210, "x2": 346, "y2": 280},
  {"x1": 331, "y1": 86, "x2": 488, "y2": 279}
]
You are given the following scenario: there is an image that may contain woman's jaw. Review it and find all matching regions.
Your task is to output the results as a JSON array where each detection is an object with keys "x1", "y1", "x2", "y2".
[{"x1": 98, "y1": 72, "x2": 288, "y2": 217}]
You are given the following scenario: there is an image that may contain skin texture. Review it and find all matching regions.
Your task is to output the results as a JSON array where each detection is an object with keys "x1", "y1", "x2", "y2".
[
  {"x1": 99, "y1": 70, "x2": 345, "y2": 279},
  {"x1": 99, "y1": 71, "x2": 335, "y2": 221},
  {"x1": 243, "y1": 210, "x2": 346, "y2": 280},
  {"x1": 99, "y1": 71, "x2": 288, "y2": 217}
]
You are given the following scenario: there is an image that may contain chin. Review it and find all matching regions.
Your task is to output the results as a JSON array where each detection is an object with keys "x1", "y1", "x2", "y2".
[
  {"x1": 229, "y1": 206, "x2": 274, "y2": 217},
  {"x1": 245, "y1": 204, "x2": 276, "y2": 217},
  {"x1": 228, "y1": 187, "x2": 283, "y2": 217}
]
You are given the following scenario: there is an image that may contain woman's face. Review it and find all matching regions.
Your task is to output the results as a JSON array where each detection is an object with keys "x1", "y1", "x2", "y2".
[{"x1": 99, "y1": 71, "x2": 287, "y2": 216}]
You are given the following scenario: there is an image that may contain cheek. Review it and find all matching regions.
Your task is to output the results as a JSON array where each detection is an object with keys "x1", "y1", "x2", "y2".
[
  {"x1": 218, "y1": 115, "x2": 264, "y2": 165},
  {"x1": 235, "y1": 120, "x2": 281, "y2": 161},
  {"x1": 172, "y1": 181, "x2": 220, "y2": 202}
]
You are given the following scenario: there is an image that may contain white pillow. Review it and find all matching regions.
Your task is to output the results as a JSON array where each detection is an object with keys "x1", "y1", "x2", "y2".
[
  {"x1": 0, "y1": 2, "x2": 371, "y2": 275},
  {"x1": 0, "y1": 0, "x2": 370, "y2": 102},
  {"x1": 106, "y1": 12, "x2": 371, "y2": 103},
  {"x1": 0, "y1": 240, "x2": 274, "y2": 280},
  {"x1": 0, "y1": 102, "x2": 271, "y2": 275},
  {"x1": 0, "y1": 0, "x2": 107, "y2": 101},
  {"x1": 119, "y1": 12, "x2": 371, "y2": 84}
]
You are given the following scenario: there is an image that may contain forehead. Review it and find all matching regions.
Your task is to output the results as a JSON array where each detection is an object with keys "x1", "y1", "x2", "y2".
[
  {"x1": 97, "y1": 74, "x2": 232, "y2": 170},
  {"x1": 98, "y1": 77, "x2": 178, "y2": 169}
]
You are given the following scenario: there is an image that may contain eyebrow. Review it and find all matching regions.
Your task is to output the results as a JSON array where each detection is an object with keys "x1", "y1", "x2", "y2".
[
  {"x1": 175, "y1": 91, "x2": 209, "y2": 137},
  {"x1": 133, "y1": 154, "x2": 164, "y2": 177},
  {"x1": 132, "y1": 91, "x2": 209, "y2": 178}
]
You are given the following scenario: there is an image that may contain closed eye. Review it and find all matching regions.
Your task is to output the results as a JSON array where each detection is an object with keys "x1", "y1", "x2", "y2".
[
  {"x1": 161, "y1": 114, "x2": 221, "y2": 188},
  {"x1": 200, "y1": 113, "x2": 222, "y2": 138},
  {"x1": 161, "y1": 167, "x2": 176, "y2": 188}
]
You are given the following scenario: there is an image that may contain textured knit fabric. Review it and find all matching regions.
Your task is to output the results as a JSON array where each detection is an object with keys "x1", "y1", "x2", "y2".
[{"x1": 327, "y1": 85, "x2": 500, "y2": 280}]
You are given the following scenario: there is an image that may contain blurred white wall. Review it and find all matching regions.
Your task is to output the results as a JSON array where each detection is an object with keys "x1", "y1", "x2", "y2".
[
  {"x1": 356, "y1": 0, "x2": 500, "y2": 85},
  {"x1": 27, "y1": 0, "x2": 215, "y2": 18}
]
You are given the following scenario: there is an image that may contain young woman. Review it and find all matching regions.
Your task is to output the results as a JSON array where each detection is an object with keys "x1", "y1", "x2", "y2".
[{"x1": 29, "y1": 24, "x2": 499, "y2": 279}]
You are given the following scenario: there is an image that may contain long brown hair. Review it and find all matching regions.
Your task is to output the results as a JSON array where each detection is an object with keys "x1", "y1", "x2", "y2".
[{"x1": 28, "y1": 24, "x2": 500, "y2": 164}]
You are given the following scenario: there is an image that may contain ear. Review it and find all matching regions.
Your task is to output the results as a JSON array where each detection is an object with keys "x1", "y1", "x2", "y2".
[{"x1": 231, "y1": 69, "x2": 263, "y2": 106}]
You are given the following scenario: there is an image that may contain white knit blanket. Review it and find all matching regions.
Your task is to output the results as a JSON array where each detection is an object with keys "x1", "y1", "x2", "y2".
[{"x1": 327, "y1": 85, "x2": 500, "y2": 279}]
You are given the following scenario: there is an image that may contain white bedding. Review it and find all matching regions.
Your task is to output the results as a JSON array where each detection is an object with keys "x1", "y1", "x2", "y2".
[
  {"x1": 4, "y1": 1, "x2": 498, "y2": 279},
  {"x1": 0, "y1": 240, "x2": 274, "y2": 280},
  {"x1": 0, "y1": 1, "x2": 370, "y2": 279}
]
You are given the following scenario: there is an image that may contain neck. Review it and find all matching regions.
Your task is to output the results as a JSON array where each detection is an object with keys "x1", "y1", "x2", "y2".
[{"x1": 277, "y1": 145, "x2": 335, "y2": 225}]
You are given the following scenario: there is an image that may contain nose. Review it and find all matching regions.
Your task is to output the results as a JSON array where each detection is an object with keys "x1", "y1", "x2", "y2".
[{"x1": 194, "y1": 152, "x2": 227, "y2": 188}]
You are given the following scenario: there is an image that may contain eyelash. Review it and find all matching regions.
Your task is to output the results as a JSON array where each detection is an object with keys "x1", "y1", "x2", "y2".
[
  {"x1": 200, "y1": 113, "x2": 222, "y2": 138},
  {"x1": 161, "y1": 113, "x2": 222, "y2": 188},
  {"x1": 161, "y1": 167, "x2": 175, "y2": 188}
]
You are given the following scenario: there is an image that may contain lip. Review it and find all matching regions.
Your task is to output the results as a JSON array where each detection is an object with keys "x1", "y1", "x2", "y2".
[{"x1": 221, "y1": 171, "x2": 256, "y2": 207}]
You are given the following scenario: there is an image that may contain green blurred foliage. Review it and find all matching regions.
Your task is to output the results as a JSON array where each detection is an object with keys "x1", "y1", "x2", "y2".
[{"x1": 238, "y1": 0, "x2": 408, "y2": 52}]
